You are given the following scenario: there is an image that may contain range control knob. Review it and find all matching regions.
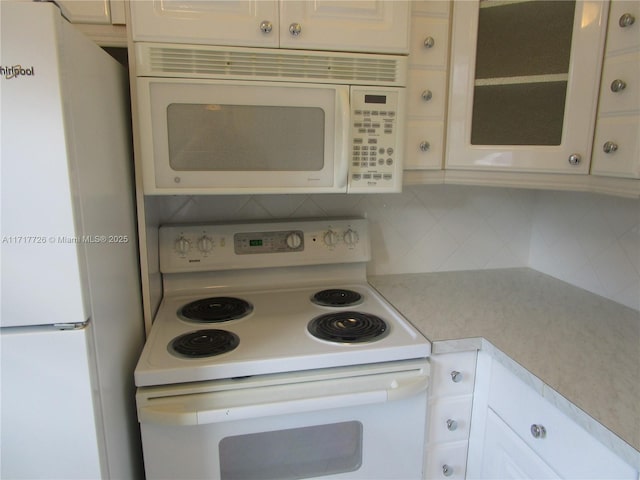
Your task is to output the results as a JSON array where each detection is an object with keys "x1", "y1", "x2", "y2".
[
  {"x1": 286, "y1": 232, "x2": 303, "y2": 250},
  {"x1": 175, "y1": 236, "x2": 191, "y2": 255},
  {"x1": 343, "y1": 229, "x2": 359, "y2": 246},
  {"x1": 323, "y1": 230, "x2": 339, "y2": 247},
  {"x1": 197, "y1": 235, "x2": 214, "y2": 253}
]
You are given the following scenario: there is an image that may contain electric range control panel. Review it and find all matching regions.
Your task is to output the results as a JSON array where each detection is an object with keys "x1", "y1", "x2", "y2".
[{"x1": 159, "y1": 219, "x2": 370, "y2": 273}]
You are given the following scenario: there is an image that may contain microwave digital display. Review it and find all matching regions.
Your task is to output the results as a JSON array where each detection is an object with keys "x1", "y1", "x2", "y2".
[{"x1": 364, "y1": 95, "x2": 387, "y2": 104}]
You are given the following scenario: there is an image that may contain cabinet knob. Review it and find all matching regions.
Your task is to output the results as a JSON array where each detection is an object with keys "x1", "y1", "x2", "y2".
[
  {"x1": 422, "y1": 89, "x2": 433, "y2": 102},
  {"x1": 446, "y1": 419, "x2": 458, "y2": 431},
  {"x1": 603, "y1": 141, "x2": 618, "y2": 154},
  {"x1": 424, "y1": 36, "x2": 435, "y2": 48},
  {"x1": 289, "y1": 23, "x2": 302, "y2": 36},
  {"x1": 259, "y1": 20, "x2": 273, "y2": 34},
  {"x1": 568, "y1": 153, "x2": 581, "y2": 165},
  {"x1": 442, "y1": 464, "x2": 453, "y2": 477},
  {"x1": 419, "y1": 141, "x2": 431, "y2": 152},
  {"x1": 610, "y1": 79, "x2": 627, "y2": 92},
  {"x1": 619, "y1": 13, "x2": 636, "y2": 28},
  {"x1": 530, "y1": 424, "x2": 547, "y2": 439},
  {"x1": 450, "y1": 370, "x2": 462, "y2": 382}
]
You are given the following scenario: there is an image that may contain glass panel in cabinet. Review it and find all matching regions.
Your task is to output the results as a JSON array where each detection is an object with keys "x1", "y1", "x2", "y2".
[{"x1": 470, "y1": 0, "x2": 576, "y2": 146}]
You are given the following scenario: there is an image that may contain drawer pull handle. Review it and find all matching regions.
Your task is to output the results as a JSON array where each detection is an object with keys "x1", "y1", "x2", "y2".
[
  {"x1": 530, "y1": 424, "x2": 547, "y2": 439},
  {"x1": 419, "y1": 141, "x2": 431, "y2": 152},
  {"x1": 259, "y1": 20, "x2": 273, "y2": 34},
  {"x1": 619, "y1": 13, "x2": 636, "y2": 28},
  {"x1": 568, "y1": 153, "x2": 581, "y2": 166},
  {"x1": 603, "y1": 141, "x2": 618, "y2": 154},
  {"x1": 610, "y1": 79, "x2": 627, "y2": 92},
  {"x1": 424, "y1": 36, "x2": 435, "y2": 48},
  {"x1": 442, "y1": 464, "x2": 453, "y2": 477},
  {"x1": 289, "y1": 23, "x2": 302, "y2": 36},
  {"x1": 450, "y1": 370, "x2": 462, "y2": 382},
  {"x1": 446, "y1": 418, "x2": 458, "y2": 431},
  {"x1": 422, "y1": 89, "x2": 433, "y2": 102}
]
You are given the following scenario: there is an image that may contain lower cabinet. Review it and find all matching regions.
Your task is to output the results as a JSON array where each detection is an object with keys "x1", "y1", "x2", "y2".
[
  {"x1": 424, "y1": 350, "x2": 477, "y2": 479},
  {"x1": 481, "y1": 409, "x2": 560, "y2": 479},
  {"x1": 466, "y1": 351, "x2": 638, "y2": 480}
]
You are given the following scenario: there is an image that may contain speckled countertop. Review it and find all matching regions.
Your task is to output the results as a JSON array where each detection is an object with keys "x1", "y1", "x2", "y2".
[{"x1": 368, "y1": 268, "x2": 640, "y2": 467}]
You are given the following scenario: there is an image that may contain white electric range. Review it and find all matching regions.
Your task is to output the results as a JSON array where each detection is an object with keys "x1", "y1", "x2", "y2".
[{"x1": 135, "y1": 218, "x2": 431, "y2": 480}]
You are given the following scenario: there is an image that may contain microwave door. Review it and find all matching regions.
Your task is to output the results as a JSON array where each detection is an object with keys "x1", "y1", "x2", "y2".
[{"x1": 139, "y1": 79, "x2": 350, "y2": 194}]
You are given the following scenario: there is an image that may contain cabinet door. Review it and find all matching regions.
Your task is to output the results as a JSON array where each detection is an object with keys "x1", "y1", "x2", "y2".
[
  {"x1": 57, "y1": 0, "x2": 112, "y2": 25},
  {"x1": 280, "y1": 1, "x2": 410, "y2": 54},
  {"x1": 481, "y1": 409, "x2": 561, "y2": 479},
  {"x1": 129, "y1": 1, "x2": 279, "y2": 47},
  {"x1": 446, "y1": 1, "x2": 607, "y2": 174}
]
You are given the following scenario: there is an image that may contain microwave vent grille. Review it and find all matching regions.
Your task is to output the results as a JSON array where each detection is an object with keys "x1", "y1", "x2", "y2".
[{"x1": 137, "y1": 44, "x2": 406, "y2": 86}]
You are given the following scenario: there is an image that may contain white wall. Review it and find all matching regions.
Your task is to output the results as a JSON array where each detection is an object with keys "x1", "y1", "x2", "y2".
[{"x1": 151, "y1": 185, "x2": 639, "y2": 311}]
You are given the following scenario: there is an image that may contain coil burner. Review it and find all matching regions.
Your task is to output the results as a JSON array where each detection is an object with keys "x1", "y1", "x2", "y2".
[
  {"x1": 308, "y1": 311, "x2": 388, "y2": 343},
  {"x1": 311, "y1": 289, "x2": 363, "y2": 307},
  {"x1": 170, "y1": 329, "x2": 240, "y2": 358},
  {"x1": 179, "y1": 297, "x2": 253, "y2": 323}
]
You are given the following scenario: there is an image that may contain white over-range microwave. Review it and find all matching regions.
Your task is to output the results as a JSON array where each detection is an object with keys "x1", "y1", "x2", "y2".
[{"x1": 134, "y1": 44, "x2": 407, "y2": 194}]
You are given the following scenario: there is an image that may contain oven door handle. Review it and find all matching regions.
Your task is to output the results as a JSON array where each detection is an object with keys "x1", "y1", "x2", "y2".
[{"x1": 138, "y1": 374, "x2": 428, "y2": 426}]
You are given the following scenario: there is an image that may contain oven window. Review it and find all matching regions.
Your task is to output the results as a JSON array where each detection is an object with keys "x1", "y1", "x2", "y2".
[
  {"x1": 166, "y1": 104, "x2": 325, "y2": 171},
  {"x1": 219, "y1": 421, "x2": 362, "y2": 480}
]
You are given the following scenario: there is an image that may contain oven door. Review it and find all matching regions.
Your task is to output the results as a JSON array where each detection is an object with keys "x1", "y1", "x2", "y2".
[
  {"x1": 136, "y1": 78, "x2": 350, "y2": 195},
  {"x1": 137, "y1": 360, "x2": 429, "y2": 480}
]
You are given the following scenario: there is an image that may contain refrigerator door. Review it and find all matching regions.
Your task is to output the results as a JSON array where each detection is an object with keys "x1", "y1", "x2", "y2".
[
  {"x1": 0, "y1": 324, "x2": 103, "y2": 478},
  {"x1": 0, "y1": 2, "x2": 88, "y2": 327}
]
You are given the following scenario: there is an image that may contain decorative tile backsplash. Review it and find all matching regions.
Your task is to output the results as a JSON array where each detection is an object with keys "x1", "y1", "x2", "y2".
[
  {"x1": 152, "y1": 185, "x2": 639, "y2": 311},
  {"x1": 530, "y1": 190, "x2": 640, "y2": 311}
]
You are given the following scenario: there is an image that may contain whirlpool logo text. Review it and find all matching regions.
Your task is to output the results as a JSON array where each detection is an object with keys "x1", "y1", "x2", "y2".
[{"x1": 1, "y1": 65, "x2": 35, "y2": 79}]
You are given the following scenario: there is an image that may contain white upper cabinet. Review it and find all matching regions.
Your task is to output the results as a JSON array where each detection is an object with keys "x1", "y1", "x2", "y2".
[
  {"x1": 404, "y1": 1, "x2": 451, "y2": 172},
  {"x1": 58, "y1": 0, "x2": 125, "y2": 25},
  {"x1": 591, "y1": 0, "x2": 640, "y2": 179},
  {"x1": 129, "y1": 0, "x2": 410, "y2": 54},
  {"x1": 129, "y1": 1, "x2": 280, "y2": 48},
  {"x1": 279, "y1": 1, "x2": 410, "y2": 54},
  {"x1": 446, "y1": 1, "x2": 608, "y2": 174},
  {"x1": 56, "y1": 0, "x2": 127, "y2": 47}
]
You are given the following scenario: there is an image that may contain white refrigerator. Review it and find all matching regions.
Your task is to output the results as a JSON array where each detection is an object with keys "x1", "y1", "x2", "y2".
[{"x1": 1, "y1": 2, "x2": 145, "y2": 478}]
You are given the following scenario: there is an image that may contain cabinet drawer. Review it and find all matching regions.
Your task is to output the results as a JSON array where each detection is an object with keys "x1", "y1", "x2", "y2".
[
  {"x1": 409, "y1": 17, "x2": 449, "y2": 67},
  {"x1": 599, "y1": 52, "x2": 640, "y2": 116},
  {"x1": 428, "y1": 395, "x2": 473, "y2": 444},
  {"x1": 488, "y1": 361, "x2": 636, "y2": 479},
  {"x1": 425, "y1": 441, "x2": 468, "y2": 480},
  {"x1": 591, "y1": 115, "x2": 640, "y2": 178},
  {"x1": 605, "y1": 1, "x2": 640, "y2": 55},
  {"x1": 429, "y1": 351, "x2": 477, "y2": 397},
  {"x1": 407, "y1": 70, "x2": 448, "y2": 118},
  {"x1": 405, "y1": 121, "x2": 444, "y2": 170}
]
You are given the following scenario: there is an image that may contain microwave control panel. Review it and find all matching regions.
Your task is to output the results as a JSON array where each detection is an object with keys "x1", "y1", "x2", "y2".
[{"x1": 348, "y1": 87, "x2": 405, "y2": 193}]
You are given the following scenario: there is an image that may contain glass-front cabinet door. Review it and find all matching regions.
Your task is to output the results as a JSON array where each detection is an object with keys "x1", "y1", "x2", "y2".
[{"x1": 446, "y1": 1, "x2": 608, "y2": 174}]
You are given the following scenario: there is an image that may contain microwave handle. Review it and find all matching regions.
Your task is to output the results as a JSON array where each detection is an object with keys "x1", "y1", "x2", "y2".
[
  {"x1": 138, "y1": 374, "x2": 427, "y2": 427},
  {"x1": 335, "y1": 86, "x2": 350, "y2": 189}
]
